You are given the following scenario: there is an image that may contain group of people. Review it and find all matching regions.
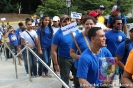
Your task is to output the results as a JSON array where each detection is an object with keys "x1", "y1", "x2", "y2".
[{"x1": 0, "y1": 4, "x2": 133, "y2": 88}]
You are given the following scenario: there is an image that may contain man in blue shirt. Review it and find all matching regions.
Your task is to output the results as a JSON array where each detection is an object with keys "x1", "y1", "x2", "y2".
[
  {"x1": 106, "y1": 17, "x2": 126, "y2": 57},
  {"x1": 77, "y1": 27, "x2": 115, "y2": 88},
  {"x1": 107, "y1": 5, "x2": 127, "y2": 35},
  {"x1": 116, "y1": 24, "x2": 133, "y2": 79},
  {"x1": 52, "y1": 14, "x2": 74, "y2": 88}
]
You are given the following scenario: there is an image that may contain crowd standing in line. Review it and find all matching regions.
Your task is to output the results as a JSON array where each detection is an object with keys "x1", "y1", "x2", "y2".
[{"x1": 1, "y1": 4, "x2": 133, "y2": 88}]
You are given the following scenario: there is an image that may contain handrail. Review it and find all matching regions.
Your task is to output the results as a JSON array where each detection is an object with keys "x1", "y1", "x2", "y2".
[
  {"x1": 27, "y1": 47, "x2": 70, "y2": 88},
  {"x1": 1, "y1": 41, "x2": 70, "y2": 88}
]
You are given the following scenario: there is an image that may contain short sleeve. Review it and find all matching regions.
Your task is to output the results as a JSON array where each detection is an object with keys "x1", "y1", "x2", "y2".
[
  {"x1": 124, "y1": 49, "x2": 133, "y2": 74},
  {"x1": 36, "y1": 28, "x2": 41, "y2": 36},
  {"x1": 77, "y1": 55, "x2": 90, "y2": 79},
  {"x1": 115, "y1": 42, "x2": 125, "y2": 57},
  {"x1": 52, "y1": 31, "x2": 60, "y2": 46},
  {"x1": 20, "y1": 32, "x2": 24, "y2": 39},
  {"x1": 34, "y1": 31, "x2": 38, "y2": 41},
  {"x1": 71, "y1": 39, "x2": 77, "y2": 50},
  {"x1": 107, "y1": 16, "x2": 111, "y2": 24}
]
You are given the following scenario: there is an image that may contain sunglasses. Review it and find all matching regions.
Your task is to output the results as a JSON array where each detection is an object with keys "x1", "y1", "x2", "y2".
[{"x1": 117, "y1": 23, "x2": 122, "y2": 25}]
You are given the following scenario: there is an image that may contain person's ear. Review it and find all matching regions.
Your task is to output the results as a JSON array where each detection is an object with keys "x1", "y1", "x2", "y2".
[{"x1": 91, "y1": 37, "x2": 95, "y2": 42}]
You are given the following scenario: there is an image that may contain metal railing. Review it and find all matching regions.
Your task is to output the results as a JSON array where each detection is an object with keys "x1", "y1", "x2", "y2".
[{"x1": 0, "y1": 41, "x2": 70, "y2": 88}]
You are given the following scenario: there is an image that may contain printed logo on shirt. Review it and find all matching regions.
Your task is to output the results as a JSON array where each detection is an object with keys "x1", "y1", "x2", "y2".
[
  {"x1": 98, "y1": 57, "x2": 117, "y2": 81},
  {"x1": 11, "y1": 35, "x2": 17, "y2": 41},
  {"x1": 118, "y1": 35, "x2": 122, "y2": 42}
]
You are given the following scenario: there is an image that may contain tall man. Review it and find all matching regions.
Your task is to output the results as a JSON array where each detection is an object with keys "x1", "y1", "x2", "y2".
[
  {"x1": 107, "y1": 5, "x2": 127, "y2": 35},
  {"x1": 52, "y1": 14, "x2": 74, "y2": 88}
]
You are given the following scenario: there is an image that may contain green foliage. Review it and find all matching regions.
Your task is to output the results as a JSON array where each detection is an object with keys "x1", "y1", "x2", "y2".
[
  {"x1": 12, "y1": 3, "x2": 19, "y2": 13},
  {"x1": 0, "y1": 0, "x2": 14, "y2": 13},
  {"x1": 127, "y1": 17, "x2": 133, "y2": 23},
  {"x1": 36, "y1": 0, "x2": 133, "y2": 17}
]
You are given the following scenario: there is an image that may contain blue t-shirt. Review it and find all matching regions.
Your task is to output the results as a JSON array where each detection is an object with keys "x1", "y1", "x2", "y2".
[
  {"x1": 15, "y1": 29, "x2": 22, "y2": 45},
  {"x1": 52, "y1": 29, "x2": 75, "y2": 58},
  {"x1": 115, "y1": 39, "x2": 133, "y2": 74},
  {"x1": 107, "y1": 14, "x2": 127, "y2": 24},
  {"x1": 8, "y1": 33, "x2": 18, "y2": 45},
  {"x1": 37, "y1": 27, "x2": 53, "y2": 48},
  {"x1": 71, "y1": 32, "x2": 90, "y2": 69},
  {"x1": 77, "y1": 47, "x2": 113, "y2": 88},
  {"x1": 105, "y1": 29, "x2": 126, "y2": 57}
]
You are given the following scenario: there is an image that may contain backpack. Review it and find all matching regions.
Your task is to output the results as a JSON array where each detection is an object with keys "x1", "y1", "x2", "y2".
[
  {"x1": 110, "y1": 14, "x2": 124, "y2": 30},
  {"x1": 123, "y1": 38, "x2": 130, "y2": 57}
]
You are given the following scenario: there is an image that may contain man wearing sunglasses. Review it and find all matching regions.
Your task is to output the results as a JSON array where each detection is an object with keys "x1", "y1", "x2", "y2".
[
  {"x1": 107, "y1": 5, "x2": 127, "y2": 35},
  {"x1": 105, "y1": 16, "x2": 126, "y2": 57},
  {"x1": 96, "y1": 4, "x2": 105, "y2": 24}
]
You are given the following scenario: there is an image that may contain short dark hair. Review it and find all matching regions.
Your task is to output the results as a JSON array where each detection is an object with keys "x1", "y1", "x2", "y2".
[
  {"x1": 83, "y1": 16, "x2": 97, "y2": 24},
  {"x1": 112, "y1": 16, "x2": 122, "y2": 24},
  {"x1": 87, "y1": 27, "x2": 102, "y2": 41},
  {"x1": 18, "y1": 22, "x2": 23, "y2": 26}
]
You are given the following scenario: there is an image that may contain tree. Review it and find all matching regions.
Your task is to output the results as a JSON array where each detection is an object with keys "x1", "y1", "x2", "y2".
[{"x1": 36, "y1": 0, "x2": 133, "y2": 17}]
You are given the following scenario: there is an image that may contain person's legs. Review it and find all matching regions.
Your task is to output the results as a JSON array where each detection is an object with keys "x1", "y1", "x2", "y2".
[
  {"x1": 73, "y1": 67, "x2": 80, "y2": 88},
  {"x1": 58, "y1": 57, "x2": 73, "y2": 88},
  {"x1": 38, "y1": 54, "x2": 43, "y2": 76},
  {"x1": 23, "y1": 50, "x2": 28, "y2": 74},
  {"x1": 31, "y1": 48, "x2": 37, "y2": 76},
  {"x1": 42, "y1": 49, "x2": 49, "y2": 76}
]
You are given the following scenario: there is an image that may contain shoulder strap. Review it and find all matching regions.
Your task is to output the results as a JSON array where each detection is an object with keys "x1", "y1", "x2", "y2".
[
  {"x1": 26, "y1": 31, "x2": 36, "y2": 45},
  {"x1": 82, "y1": 32, "x2": 90, "y2": 49},
  {"x1": 124, "y1": 38, "x2": 129, "y2": 57}
]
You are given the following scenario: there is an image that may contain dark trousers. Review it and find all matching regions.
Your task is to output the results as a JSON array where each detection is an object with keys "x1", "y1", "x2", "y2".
[
  {"x1": 73, "y1": 67, "x2": 80, "y2": 88},
  {"x1": 58, "y1": 56, "x2": 74, "y2": 88},
  {"x1": 5, "y1": 48, "x2": 10, "y2": 58}
]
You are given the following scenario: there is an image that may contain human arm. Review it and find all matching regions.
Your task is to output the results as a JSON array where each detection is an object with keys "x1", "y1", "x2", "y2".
[
  {"x1": 70, "y1": 48, "x2": 80, "y2": 59},
  {"x1": 79, "y1": 78, "x2": 94, "y2": 88},
  {"x1": 123, "y1": 16, "x2": 127, "y2": 35},
  {"x1": 51, "y1": 44, "x2": 60, "y2": 71}
]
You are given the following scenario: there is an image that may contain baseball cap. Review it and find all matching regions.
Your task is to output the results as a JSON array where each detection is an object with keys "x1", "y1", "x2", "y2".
[
  {"x1": 53, "y1": 16, "x2": 60, "y2": 21},
  {"x1": 88, "y1": 11, "x2": 99, "y2": 18},
  {"x1": 128, "y1": 23, "x2": 133, "y2": 31},
  {"x1": 111, "y1": 5, "x2": 120, "y2": 13},
  {"x1": 98, "y1": 4, "x2": 105, "y2": 9},
  {"x1": 60, "y1": 14, "x2": 70, "y2": 22}
]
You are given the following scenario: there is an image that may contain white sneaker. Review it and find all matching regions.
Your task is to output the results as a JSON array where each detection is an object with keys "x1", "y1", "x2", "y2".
[{"x1": 27, "y1": 74, "x2": 29, "y2": 77}]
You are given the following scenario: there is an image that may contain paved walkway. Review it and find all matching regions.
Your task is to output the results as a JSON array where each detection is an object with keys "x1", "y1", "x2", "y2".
[{"x1": 0, "y1": 51, "x2": 72, "y2": 88}]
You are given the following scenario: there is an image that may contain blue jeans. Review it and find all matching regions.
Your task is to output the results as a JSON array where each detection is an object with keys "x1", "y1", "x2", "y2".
[
  {"x1": 10, "y1": 44, "x2": 20, "y2": 59},
  {"x1": 22, "y1": 48, "x2": 37, "y2": 76},
  {"x1": 38, "y1": 46, "x2": 51, "y2": 75}
]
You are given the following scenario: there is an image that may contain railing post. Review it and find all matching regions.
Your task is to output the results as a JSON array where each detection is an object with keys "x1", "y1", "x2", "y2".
[
  {"x1": 26, "y1": 42, "x2": 32, "y2": 82},
  {"x1": 13, "y1": 50, "x2": 18, "y2": 79},
  {"x1": 4, "y1": 41, "x2": 7, "y2": 61},
  {"x1": 0, "y1": 42, "x2": 4, "y2": 60}
]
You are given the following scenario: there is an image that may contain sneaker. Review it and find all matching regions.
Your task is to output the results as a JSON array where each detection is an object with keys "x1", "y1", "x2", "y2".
[{"x1": 27, "y1": 74, "x2": 29, "y2": 77}]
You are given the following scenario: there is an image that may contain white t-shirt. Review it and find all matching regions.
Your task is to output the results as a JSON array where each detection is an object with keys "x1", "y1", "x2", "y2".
[
  {"x1": 95, "y1": 22, "x2": 107, "y2": 30},
  {"x1": 21, "y1": 30, "x2": 38, "y2": 48},
  {"x1": 52, "y1": 26, "x2": 60, "y2": 34}
]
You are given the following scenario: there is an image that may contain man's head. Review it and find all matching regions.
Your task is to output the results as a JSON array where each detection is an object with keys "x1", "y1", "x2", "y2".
[
  {"x1": 97, "y1": 4, "x2": 105, "y2": 15},
  {"x1": 18, "y1": 22, "x2": 24, "y2": 29},
  {"x1": 111, "y1": 5, "x2": 120, "y2": 16},
  {"x1": 88, "y1": 27, "x2": 106, "y2": 47},
  {"x1": 112, "y1": 16, "x2": 122, "y2": 31},
  {"x1": 128, "y1": 24, "x2": 133, "y2": 40},
  {"x1": 60, "y1": 14, "x2": 70, "y2": 27}
]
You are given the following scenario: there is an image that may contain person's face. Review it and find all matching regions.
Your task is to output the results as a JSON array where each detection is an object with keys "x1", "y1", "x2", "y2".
[
  {"x1": 20, "y1": 25, "x2": 24, "y2": 29},
  {"x1": 26, "y1": 21, "x2": 32, "y2": 29},
  {"x1": 43, "y1": 17, "x2": 50, "y2": 26},
  {"x1": 53, "y1": 21, "x2": 59, "y2": 26},
  {"x1": 83, "y1": 19, "x2": 95, "y2": 32},
  {"x1": 92, "y1": 29, "x2": 106, "y2": 47},
  {"x1": 9, "y1": 29, "x2": 14, "y2": 34},
  {"x1": 97, "y1": 8, "x2": 104, "y2": 15},
  {"x1": 129, "y1": 29, "x2": 133, "y2": 40},
  {"x1": 61, "y1": 18, "x2": 70, "y2": 27},
  {"x1": 34, "y1": 24, "x2": 39, "y2": 30},
  {"x1": 114, "y1": 20, "x2": 122, "y2": 30}
]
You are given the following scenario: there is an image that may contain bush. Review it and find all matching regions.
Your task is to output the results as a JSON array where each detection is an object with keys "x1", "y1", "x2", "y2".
[{"x1": 127, "y1": 17, "x2": 133, "y2": 23}]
